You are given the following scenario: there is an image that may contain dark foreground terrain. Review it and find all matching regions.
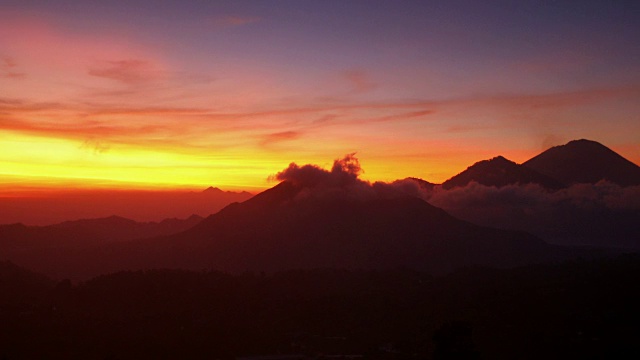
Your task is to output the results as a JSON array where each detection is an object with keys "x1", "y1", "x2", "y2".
[{"x1": 2, "y1": 254, "x2": 639, "y2": 359}]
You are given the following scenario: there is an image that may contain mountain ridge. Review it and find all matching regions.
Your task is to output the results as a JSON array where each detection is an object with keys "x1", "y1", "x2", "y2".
[{"x1": 442, "y1": 155, "x2": 565, "y2": 190}]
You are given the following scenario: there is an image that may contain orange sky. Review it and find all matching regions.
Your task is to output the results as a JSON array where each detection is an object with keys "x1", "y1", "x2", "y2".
[{"x1": 1, "y1": 2, "x2": 639, "y2": 192}]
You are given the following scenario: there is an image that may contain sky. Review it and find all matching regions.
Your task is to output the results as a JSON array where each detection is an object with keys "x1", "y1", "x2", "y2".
[{"x1": 1, "y1": 0, "x2": 639, "y2": 192}]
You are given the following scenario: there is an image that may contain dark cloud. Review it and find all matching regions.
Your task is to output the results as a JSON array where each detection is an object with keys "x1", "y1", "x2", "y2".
[
  {"x1": 271, "y1": 154, "x2": 385, "y2": 201},
  {"x1": 270, "y1": 154, "x2": 432, "y2": 201},
  {"x1": 273, "y1": 153, "x2": 363, "y2": 188}
]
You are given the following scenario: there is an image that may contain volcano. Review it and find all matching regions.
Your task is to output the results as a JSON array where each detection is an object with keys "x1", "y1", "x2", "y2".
[
  {"x1": 523, "y1": 139, "x2": 640, "y2": 186},
  {"x1": 117, "y1": 158, "x2": 553, "y2": 277}
]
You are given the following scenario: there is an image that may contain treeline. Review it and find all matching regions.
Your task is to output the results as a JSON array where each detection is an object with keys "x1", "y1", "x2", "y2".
[{"x1": 1, "y1": 255, "x2": 640, "y2": 359}]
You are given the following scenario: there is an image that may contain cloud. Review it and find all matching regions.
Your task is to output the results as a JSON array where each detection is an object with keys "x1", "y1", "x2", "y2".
[
  {"x1": 88, "y1": 60, "x2": 163, "y2": 85},
  {"x1": 267, "y1": 166, "x2": 640, "y2": 247},
  {"x1": 476, "y1": 85, "x2": 640, "y2": 110},
  {"x1": 260, "y1": 131, "x2": 301, "y2": 146},
  {"x1": 269, "y1": 154, "x2": 436, "y2": 201},
  {"x1": 0, "y1": 13, "x2": 164, "y2": 73},
  {"x1": 289, "y1": 175, "x2": 638, "y2": 247},
  {"x1": 418, "y1": 181, "x2": 640, "y2": 246},
  {"x1": 212, "y1": 15, "x2": 260, "y2": 28},
  {"x1": 2, "y1": 81, "x2": 638, "y2": 172},
  {"x1": 270, "y1": 154, "x2": 379, "y2": 200},
  {"x1": 80, "y1": 139, "x2": 111, "y2": 154},
  {"x1": 353, "y1": 109, "x2": 434, "y2": 125},
  {"x1": 343, "y1": 69, "x2": 377, "y2": 93},
  {"x1": 273, "y1": 153, "x2": 362, "y2": 186},
  {"x1": 0, "y1": 115, "x2": 175, "y2": 144},
  {"x1": 1, "y1": 56, "x2": 26, "y2": 79},
  {"x1": 423, "y1": 181, "x2": 640, "y2": 212},
  {"x1": 313, "y1": 114, "x2": 339, "y2": 124}
]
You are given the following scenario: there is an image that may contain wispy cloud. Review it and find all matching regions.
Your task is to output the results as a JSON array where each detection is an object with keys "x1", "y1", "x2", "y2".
[
  {"x1": 0, "y1": 116, "x2": 172, "y2": 140},
  {"x1": 0, "y1": 13, "x2": 163, "y2": 71},
  {"x1": 1, "y1": 83, "x2": 638, "y2": 166},
  {"x1": 351, "y1": 109, "x2": 434, "y2": 125},
  {"x1": 88, "y1": 59, "x2": 163, "y2": 85},
  {"x1": 342, "y1": 69, "x2": 377, "y2": 93},
  {"x1": 211, "y1": 15, "x2": 261, "y2": 28},
  {"x1": 80, "y1": 139, "x2": 111, "y2": 154},
  {"x1": 260, "y1": 131, "x2": 302, "y2": 147},
  {"x1": 0, "y1": 56, "x2": 26, "y2": 79}
]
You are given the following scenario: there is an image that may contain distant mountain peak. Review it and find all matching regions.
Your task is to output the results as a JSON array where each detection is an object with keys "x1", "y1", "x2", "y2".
[
  {"x1": 402, "y1": 177, "x2": 436, "y2": 189},
  {"x1": 203, "y1": 186, "x2": 223, "y2": 193},
  {"x1": 442, "y1": 155, "x2": 564, "y2": 190},
  {"x1": 523, "y1": 139, "x2": 640, "y2": 186},
  {"x1": 490, "y1": 155, "x2": 510, "y2": 162},
  {"x1": 202, "y1": 186, "x2": 253, "y2": 198},
  {"x1": 567, "y1": 138, "x2": 603, "y2": 146}
]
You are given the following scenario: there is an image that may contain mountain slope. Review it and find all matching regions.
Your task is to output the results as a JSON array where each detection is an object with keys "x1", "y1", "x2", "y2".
[
  {"x1": 0, "y1": 215, "x2": 203, "y2": 252},
  {"x1": 0, "y1": 261, "x2": 53, "y2": 303},
  {"x1": 114, "y1": 180, "x2": 552, "y2": 277},
  {"x1": 442, "y1": 156, "x2": 565, "y2": 190},
  {"x1": 523, "y1": 139, "x2": 640, "y2": 186}
]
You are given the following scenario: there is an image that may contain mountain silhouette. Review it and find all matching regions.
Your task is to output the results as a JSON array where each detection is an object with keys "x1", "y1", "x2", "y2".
[
  {"x1": 0, "y1": 186, "x2": 252, "y2": 226},
  {"x1": 392, "y1": 177, "x2": 437, "y2": 191},
  {"x1": 121, "y1": 179, "x2": 551, "y2": 276},
  {"x1": 0, "y1": 215, "x2": 203, "y2": 255},
  {"x1": 203, "y1": 186, "x2": 253, "y2": 197},
  {"x1": 1, "y1": 155, "x2": 560, "y2": 280},
  {"x1": 442, "y1": 156, "x2": 565, "y2": 190},
  {"x1": 427, "y1": 140, "x2": 640, "y2": 248},
  {"x1": 523, "y1": 139, "x2": 640, "y2": 186}
]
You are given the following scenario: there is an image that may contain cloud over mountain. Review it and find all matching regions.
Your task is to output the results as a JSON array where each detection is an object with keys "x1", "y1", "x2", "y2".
[
  {"x1": 414, "y1": 180, "x2": 640, "y2": 247},
  {"x1": 271, "y1": 154, "x2": 433, "y2": 201},
  {"x1": 270, "y1": 153, "x2": 376, "y2": 200}
]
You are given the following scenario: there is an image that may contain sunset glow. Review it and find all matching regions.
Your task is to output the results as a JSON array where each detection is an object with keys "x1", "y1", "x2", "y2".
[{"x1": 1, "y1": 1, "x2": 638, "y2": 192}]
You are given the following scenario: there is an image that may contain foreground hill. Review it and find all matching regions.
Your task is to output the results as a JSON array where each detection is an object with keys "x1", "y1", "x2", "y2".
[
  {"x1": 523, "y1": 139, "x2": 640, "y2": 186},
  {"x1": 442, "y1": 156, "x2": 565, "y2": 190},
  {"x1": 2, "y1": 255, "x2": 639, "y2": 359}
]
